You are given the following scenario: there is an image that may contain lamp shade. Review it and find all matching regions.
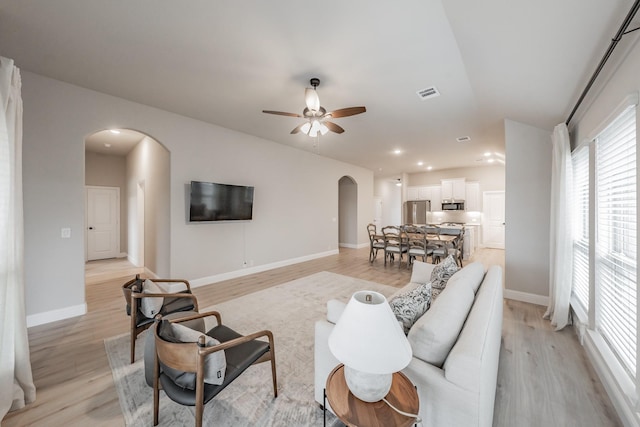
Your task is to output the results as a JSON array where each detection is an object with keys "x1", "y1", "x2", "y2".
[{"x1": 328, "y1": 291, "x2": 412, "y2": 374}]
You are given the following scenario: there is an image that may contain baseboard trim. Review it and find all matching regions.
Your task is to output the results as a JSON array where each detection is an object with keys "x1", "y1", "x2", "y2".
[
  {"x1": 339, "y1": 243, "x2": 369, "y2": 249},
  {"x1": 582, "y1": 330, "x2": 639, "y2": 427},
  {"x1": 503, "y1": 289, "x2": 549, "y2": 306},
  {"x1": 189, "y1": 249, "x2": 340, "y2": 288},
  {"x1": 27, "y1": 303, "x2": 87, "y2": 328}
]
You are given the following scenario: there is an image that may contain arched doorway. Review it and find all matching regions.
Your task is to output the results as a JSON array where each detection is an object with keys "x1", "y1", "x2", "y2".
[
  {"x1": 338, "y1": 176, "x2": 358, "y2": 248},
  {"x1": 84, "y1": 128, "x2": 170, "y2": 279}
]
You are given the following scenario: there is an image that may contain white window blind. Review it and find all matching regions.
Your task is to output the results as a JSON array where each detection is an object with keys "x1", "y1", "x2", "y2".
[
  {"x1": 595, "y1": 105, "x2": 637, "y2": 377},
  {"x1": 572, "y1": 146, "x2": 589, "y2": 312}
]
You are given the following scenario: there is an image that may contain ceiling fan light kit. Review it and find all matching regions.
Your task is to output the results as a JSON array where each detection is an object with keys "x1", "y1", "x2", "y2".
[{"x1": 263, "y1": 77, "x2": 366, "y2": 138}]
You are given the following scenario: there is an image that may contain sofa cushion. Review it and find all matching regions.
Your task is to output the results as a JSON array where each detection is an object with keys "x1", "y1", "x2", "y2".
[
  {"x1": 407, "y1": 278, "x2": 475, "y2": 367},
  {"x1": 141, "y1": 279, "x2": 164, "y2": 318},
  {"x1": 389, "y1": 283, "x2": 433, "y2": 334},
  {"x1": 158, "y1": 320, "x2": 227, "y2": 387},
  {"x1": 430, "y1": 255, "x2": 460, "y2": 293},
  {"x1": 446, "y1": 262, "x2": 485, "y2": 293},
  {"x1": 410, "y1": 261, "x2": 436, "y2": 285}
]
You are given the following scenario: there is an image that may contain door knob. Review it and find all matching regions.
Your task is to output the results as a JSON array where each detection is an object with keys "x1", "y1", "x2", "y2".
[{"x1": 89, "y1": 226, "x2": 94, "y2": 230}]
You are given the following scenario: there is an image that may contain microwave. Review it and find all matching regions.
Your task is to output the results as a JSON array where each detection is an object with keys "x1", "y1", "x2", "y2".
[{"x1": 442, "y1": 201, "x2": 465, "y2": 211}]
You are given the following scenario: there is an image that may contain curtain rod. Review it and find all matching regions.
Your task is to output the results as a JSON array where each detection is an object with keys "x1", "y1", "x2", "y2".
[{"x1": 565, "y1": 0, "x2": 640, "y2": 125}]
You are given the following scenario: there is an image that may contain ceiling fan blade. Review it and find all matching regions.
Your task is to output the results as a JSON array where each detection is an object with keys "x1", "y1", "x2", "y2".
[
  {"x1": 262, "y1": 110, "x2": 303, "y2": 118},
  {"x1": 324, "y1": 121, "x2": 345, "y2": 134},
  {"x1": 290, "y1": 123, "x2": 308, "y2": 134},
  {"x1": 326, "y1": 106, "x2": 366, "y2": 118}
]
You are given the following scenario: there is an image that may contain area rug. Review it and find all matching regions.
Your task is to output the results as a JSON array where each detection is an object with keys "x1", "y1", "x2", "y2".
[{"x1": 105, "y1": 271, "x2": 397, "y2": 426}]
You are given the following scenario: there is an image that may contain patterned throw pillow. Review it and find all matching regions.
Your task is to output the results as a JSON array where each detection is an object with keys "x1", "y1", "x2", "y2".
[
  {"x1": 430, "y1": 255, "x2": 460, "y2": 291},
  {"x1": 389, "y1": 283, "x2": 433, "y2": 334}
]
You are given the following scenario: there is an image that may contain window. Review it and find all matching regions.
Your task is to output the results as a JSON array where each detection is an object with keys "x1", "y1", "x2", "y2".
[
  {"x1": 595, "y1": 105, "x2": 637, "y2": 377},
  {"x1": 572, "y1": 146, "x2": 589, "y2": 312}
]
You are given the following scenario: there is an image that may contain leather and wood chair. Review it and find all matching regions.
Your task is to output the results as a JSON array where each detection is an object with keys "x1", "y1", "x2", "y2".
[
  {"x1": 122, "y1": 274, "x2": 199, "y2": 363},
  {"x1": 381, "y1": 225, "x2": 408, "y2": 267},
  {"x1": 367, "y1": 223, "x2": 385, "y2": 263},
  {"x1": 153, "y1": 311, "x2": 278, "y2": 427}
]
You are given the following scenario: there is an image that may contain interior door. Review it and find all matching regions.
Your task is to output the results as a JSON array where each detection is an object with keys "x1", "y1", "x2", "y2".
[
  {"x1": 86, "y1": 186, "x2": 120, "y2": 260},
  {"x1": 482, "y1": 191, "x2": 505, "y2": 249},
  {"x1": 373, "y1": 197, "x2": 383, "y2": 227}
]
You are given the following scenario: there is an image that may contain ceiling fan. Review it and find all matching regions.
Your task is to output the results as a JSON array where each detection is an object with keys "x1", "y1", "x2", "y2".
[{"x1": 262, "y1": 78, "x2": 366, "y2": 137}]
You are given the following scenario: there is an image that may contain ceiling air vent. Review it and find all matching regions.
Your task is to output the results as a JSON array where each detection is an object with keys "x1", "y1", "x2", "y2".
[
  {"x1": 456, "y1": 136, "x2": 471, "y2": 143},
  {"x1": 416, "y1": 86, "x2": 440, "y2": 100}
]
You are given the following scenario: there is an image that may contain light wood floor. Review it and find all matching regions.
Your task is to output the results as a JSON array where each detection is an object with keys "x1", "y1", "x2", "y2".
[{"x1": 2, "y1": 248, "x2": 620, "y2": 426}]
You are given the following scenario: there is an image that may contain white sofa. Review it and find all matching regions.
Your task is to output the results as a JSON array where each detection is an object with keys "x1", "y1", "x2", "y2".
[{"x1": 314, "y1": 261, "x2": 503, "y2": 427}]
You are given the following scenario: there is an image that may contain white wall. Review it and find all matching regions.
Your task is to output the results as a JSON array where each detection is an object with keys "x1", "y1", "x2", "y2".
[
  {"x1": 504, "y1": 119, "x2": 551, "y2": 300},
  {"x1": 21, "y1": 71, "x2": 373, "y2": 323},
  {"x1": 126, "y1": 136, "x2": 170, "y2": 276},
  {"x1": 85, "y1": 152, "x2": 128, "y2": 254},
  {"x1": 408, "y1": 165, "x2": 505, "y2": 192},
  {"x1": 373, "y1": 178, "x2": 402, "y2": 226}
]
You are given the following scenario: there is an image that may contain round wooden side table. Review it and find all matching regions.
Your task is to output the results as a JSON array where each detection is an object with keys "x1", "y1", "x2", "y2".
[{"x1": 324, "y1": 364, "x2": 419, "y2": 427}]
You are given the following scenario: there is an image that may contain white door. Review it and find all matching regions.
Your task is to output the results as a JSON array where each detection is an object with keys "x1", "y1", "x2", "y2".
[
  {"x1": 482, "y1": 191, "x2": 505, "y2": 249},
  {"x1": 373, "y1": 197, "x2": 383, "y2": 227},
  {"x1": 86, "y1": 186, "x2": 120, "y2": 260}
]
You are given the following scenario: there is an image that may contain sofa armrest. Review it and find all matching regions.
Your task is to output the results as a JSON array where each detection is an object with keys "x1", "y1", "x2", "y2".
[
  {"x1": 314, "y1": 320, "x2": 340, "y2": 413},
  {"x1": 326, "y1": 299, "x2": 347, "y2": 324}
]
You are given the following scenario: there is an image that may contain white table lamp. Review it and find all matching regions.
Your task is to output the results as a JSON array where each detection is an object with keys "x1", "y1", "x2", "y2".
[{"x1": 328, "y1": 290, "x2": 412, "y2": 402}]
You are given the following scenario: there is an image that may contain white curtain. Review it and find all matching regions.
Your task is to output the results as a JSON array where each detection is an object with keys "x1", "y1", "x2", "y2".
[
  {"x1": 544, "y1": 123, "x2": 574, "y2": 330},
  {"x1": 0, "y1": 56, "x2": 35, "y2": 420}
]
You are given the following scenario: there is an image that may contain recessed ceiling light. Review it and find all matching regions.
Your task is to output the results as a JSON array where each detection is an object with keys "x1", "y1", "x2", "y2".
[
  {"x1": 427, "y1": 166, "x2": 433, "y2": 171},
  {"x1": 487, "y1": 158, "x2": 495, "y2": 163},
  {"x1": 393, "y1": 149, "x2": 402, "y2": 155},
  {"x1": 484, "y1": 152, "x2": 491, "y2": 157},
  {"x1": 104, "y1": 143, "x2": 112, "y2": 148},
  {"x1": 417, "y1": 161, "x2": 424, "y2": 166},
  {"x1": 109, "y1": 129, "x2": 121, "y2": 135}
]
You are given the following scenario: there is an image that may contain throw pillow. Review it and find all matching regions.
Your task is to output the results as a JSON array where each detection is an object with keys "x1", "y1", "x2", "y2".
[
  {"x1": 140, "y1": 279, "x2": 164, "y2": 318},
  {"x1": 158, "y1": 320, "x2": 227, "y2": 387},
  {"x1": 430, "y1": 255, "x2": 460, "y2": 290},
  {"x1": 389, "y1": 283, "x2": 433, "y2": 334}
]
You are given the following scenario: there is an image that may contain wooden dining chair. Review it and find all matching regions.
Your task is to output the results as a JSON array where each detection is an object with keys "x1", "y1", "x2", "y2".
[
  {"x1": 367, "y1": 223, "x2": 385, "y2": 263},
  {"x1": 405, "y1": 225, "x2": 432, "y2": 269},
  {"x1": 381, "y1": 225, "x2": 408, "y2": 268}
]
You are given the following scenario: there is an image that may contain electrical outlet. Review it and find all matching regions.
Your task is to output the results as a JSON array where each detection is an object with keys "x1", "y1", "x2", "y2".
[
  {"x1": 242, "y1": 261, "x2": 248, "y2": 268},
  {"x1": 61, "y1": 228, "x2": 71, "y2": 238}
]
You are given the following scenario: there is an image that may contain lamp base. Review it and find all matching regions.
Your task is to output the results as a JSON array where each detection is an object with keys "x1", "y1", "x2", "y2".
[{"x1": 344, "y1": 365, "x2": 392, "y2": 402}]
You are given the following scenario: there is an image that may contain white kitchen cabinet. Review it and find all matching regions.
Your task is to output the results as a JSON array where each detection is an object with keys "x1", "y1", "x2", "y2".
[
  {"x1": 441, "y1": 178, "x2": 465, "y2": 201},
  {"x1": 406, "y1": 185, "x2": 440, "y2": 210},
  {"x1": 426, "y1": 185, "x2": 441, "y2": 211},
  {"x1": 407, "y1": 186, "x2": 420, "y2": 201},
  {"x1": 465, "y1": 182, "x2": 481, "y2": 211},
  {"x1": 463, "y1": 226, "x2": 476, "y2": 260}
]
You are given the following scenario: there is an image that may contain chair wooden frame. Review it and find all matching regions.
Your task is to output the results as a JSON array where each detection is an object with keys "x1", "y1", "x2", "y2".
[
  {"x1": 367, "y1": 223, "x2": 385, "y2": 263},
  {"x1": 122, "y1": 274, "x2": 199, "y2": 363},
  {"x1": 381, "y1": 225, "x2": 408, "y2": 268},
  {"x1": 405, "y1": 225, "x2": 433, "y2": 269},
  {"x1": 153, "y1": 311, "x2": 278, "y2": 427}
]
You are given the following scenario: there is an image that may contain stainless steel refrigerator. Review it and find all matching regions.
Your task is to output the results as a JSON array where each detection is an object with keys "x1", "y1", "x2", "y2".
[{"x1": 403, "y1": 200, "x2": 431, "y2": 225}]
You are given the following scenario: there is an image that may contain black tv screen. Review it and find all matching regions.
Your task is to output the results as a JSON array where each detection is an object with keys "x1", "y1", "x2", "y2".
[{"x1": 189, "y1": 181, "x2": 254, "y2": 222}]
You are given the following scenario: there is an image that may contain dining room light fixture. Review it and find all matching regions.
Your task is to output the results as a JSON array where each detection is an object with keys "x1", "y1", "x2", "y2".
[
  {"x1": 109, "y1": 129, "x2": 121, "y2": 135},
  {"x1": 328, "y1": 291, "x2": 412, "y2": 402},
  {"x1": 395, "y1": 178, "x2": 402, "y2": 187}
]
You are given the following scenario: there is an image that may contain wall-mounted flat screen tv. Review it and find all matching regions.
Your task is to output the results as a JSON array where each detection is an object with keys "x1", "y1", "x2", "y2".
[{"x1": 189, "y1": 181, "x2": 254, "y2": 222}]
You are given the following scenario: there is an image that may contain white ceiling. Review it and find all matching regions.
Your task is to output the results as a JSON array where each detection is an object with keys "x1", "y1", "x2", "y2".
[{"x1": 0, "y1": 1, "x2": 634, "y2": 175}]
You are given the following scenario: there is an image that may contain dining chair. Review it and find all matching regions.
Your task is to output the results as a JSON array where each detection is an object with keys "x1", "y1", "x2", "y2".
[
  {"x1": 405, "y1": 225, "x2": 432, "y2": 269},
  {"x1": 381, "y1": 225, "x2": 408, "y2": 267},
  {"x1": 367, "y1": 223, "x2": 386, "y2": 263}
]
